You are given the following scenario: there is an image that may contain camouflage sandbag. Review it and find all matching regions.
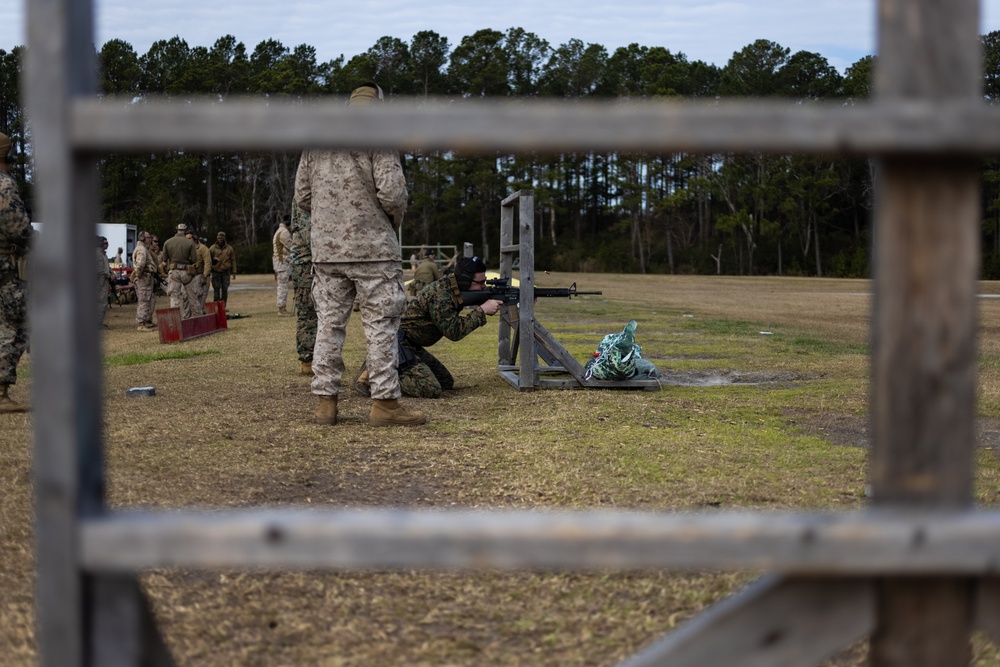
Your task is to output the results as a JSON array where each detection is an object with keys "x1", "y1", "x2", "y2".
[{"x1": 584, "y1": 320, "x2": 660, "y2": 381}]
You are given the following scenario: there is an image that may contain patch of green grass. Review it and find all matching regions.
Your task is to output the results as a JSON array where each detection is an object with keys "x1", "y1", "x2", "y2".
[
  {"x1": 104, "y1": 349, "x2": 220, "y2": 367},
  {"x1": 789, "y1": 336, "x2": 868, "y2": 356},
  {"x1": 684, "y1": 318, "x2": 763, "y2": 337}
]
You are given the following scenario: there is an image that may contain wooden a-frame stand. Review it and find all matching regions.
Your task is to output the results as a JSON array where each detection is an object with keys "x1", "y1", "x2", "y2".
[{"x1": 496, "y1": 190, "x2": 659, "y2": 392}]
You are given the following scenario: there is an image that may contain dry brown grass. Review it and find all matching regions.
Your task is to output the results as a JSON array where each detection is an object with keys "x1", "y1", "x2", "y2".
[{"x1": 3, "y1": 273, "x2": 1000, "y2": 665}]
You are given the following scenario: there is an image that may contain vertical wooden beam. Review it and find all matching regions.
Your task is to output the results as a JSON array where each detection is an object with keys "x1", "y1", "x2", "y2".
[
  {"x1": 517, "y1": 192, "x2": 536, "y2": 391},
  {"x1": 25, "y1": 1, "x2": 107, "y2": 665},
  {"x1": 498, "y1": 201, "x2": 515, "y2": 366},
  {"x1": 871, "y1": 1, "x2": 981, "y2": 665}
]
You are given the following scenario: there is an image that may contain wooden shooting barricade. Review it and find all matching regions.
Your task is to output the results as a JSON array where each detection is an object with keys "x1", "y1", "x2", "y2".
[
  {"x1": 496, "y1": 190, "x2": 660, "y2": 391},
  {"x1": 24, "y1": 1, "x2": 1000, "y2": 665}
]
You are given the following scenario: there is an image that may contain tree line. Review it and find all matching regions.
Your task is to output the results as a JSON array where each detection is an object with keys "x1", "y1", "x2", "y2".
[{"x1": 2, "y1": 29, "x2": 1000, "y2": 276}]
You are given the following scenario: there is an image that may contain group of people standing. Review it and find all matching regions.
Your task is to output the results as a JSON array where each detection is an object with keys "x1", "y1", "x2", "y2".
[
  {"x1": 129, "y1": 225, "x2": 238, "y2": 329},
  {"x1": 291, "y1": 82, "x2": 503, "y2": 428}
]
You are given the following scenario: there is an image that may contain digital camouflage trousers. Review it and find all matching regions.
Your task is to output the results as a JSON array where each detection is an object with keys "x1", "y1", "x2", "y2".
[
  {"x1": 400, "y1": 347, "x2": 455, "y2": 399},
  {"x1": 0, "y1": 271, "x2": 28, "y2": 385},
  {"x1": 291, "y1": 262, "x2": 316, "y2": 362}
]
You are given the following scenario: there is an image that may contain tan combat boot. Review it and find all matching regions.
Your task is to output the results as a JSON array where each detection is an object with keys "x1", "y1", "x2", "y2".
[
  {"x1": 278, "y1": 305, "x2": 291, "y2": 316},
  {"x1": 0, "y1": 384, "x2": 28, "y2": 413},
  {"x1": 369, "y1": 398, "x2": 428, "y2": 427},
  {"x1": 299, "y1": 360, "x2": 313, "y2": 375},
  {"x1": 314, "y1": 395, "x2": 337, "y2": 425}
]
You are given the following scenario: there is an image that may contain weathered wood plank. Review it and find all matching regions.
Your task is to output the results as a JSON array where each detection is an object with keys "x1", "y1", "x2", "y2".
[
  {"x1": 870, "y1": 1, "x2": 981, "y2": 665},
  {"x1": 974, "y1": 578, "x2": 1000, "y2": 642},
  {"x1": 616, "y1": 576, "x2": 874, "y2": 667},
  {"x1": 516, "y1": 193, "x2": 536, "y2": 391},
  {"x1": 498, "y1": 204, "x2": 515, "y2": 366},
  {"x1": 90, "y1": 575, "x2": 175, "y2": 667},
  {"x1": 71, "y1": 98, "x2": 1000, "y2": 155},
  {"x1": 80, "y1": 509, "x2": 1000, "y2": 573},
  {"x1": 27, "y1": 1, "x2": 103, "y2": 666}
]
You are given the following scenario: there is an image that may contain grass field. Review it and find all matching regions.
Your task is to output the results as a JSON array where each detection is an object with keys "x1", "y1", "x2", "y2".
[{"x1": 4, "y1": 273, "x2": 1000, "y2": 665}]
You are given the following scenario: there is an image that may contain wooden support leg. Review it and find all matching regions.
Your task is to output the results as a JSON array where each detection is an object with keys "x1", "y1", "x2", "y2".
[
  {"x1": 89, "y1": 574, "x2": 175, "y2": 667},
  {"x1": 616, "y1": 576, "x2": 874, "y2": 667}
]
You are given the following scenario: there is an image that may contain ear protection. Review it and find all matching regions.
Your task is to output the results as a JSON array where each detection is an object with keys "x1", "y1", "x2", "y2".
[{"x1": 455, "y1": 256, "x2": 486, "y2": 290}]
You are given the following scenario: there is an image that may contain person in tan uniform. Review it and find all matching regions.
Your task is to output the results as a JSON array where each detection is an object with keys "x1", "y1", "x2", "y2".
[
  {"x1": 186, "y1": 229, "x2": 211, "y2": 314},
  {"x1": 131, "y1": 230, "x2": 159, "y2": 331},
  {"x1": 294, "y1": 82, "x2": 426, "y2": 427},
  {"x1": 210, "y1": 232, "x2": 237, "y2": 307},
  {"x1": 97, "y1": 236, "x2": 113, "y2": 328},
  {"x1": 272, "y1": 216, "x2": 292, "y2": 315}
]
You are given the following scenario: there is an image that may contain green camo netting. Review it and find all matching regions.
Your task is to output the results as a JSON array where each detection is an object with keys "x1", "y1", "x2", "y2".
[{"x1": 584, "y1": 320, "x2": 660, "y2": 381}]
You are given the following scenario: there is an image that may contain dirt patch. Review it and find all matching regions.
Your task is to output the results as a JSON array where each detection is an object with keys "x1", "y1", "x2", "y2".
[
  {"x1": 786, "y1": 411, "x2": 1000, "y2": 449},
  {"x1": 659, "y1": 369, "x2": 818, "y2": 388}
]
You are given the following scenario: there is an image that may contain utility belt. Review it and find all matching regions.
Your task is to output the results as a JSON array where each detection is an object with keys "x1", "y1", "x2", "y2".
[{"x1": 169, "y1": 262, "x2": 198, "y2": 275}]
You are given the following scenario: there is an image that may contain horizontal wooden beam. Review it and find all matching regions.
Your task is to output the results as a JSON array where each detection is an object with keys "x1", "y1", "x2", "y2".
[
  {"x1": 72, "y1": 98, "x2": 1000, "y2": 155},
  {"x1": 80, "y1": 508, "x2": 1000, "y2": 573}
]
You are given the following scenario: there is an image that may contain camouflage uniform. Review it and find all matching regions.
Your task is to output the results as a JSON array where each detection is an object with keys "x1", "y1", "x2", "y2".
[
  {"x1": 294, "y1": 146, "x2": 408, "y2": 399},
  {"x1": 0, "y1": 170, "x2": 31, "y2": 386},
  {"x1": 290, "y1": 201, "x2": 316, "y2": 363},
  {"x1": 131, "y1": 240, "x2": 159, "y2": 326},
  {"x1": 97, "y1": 246, "x2": 112, "y2": 325},
  {"x1": 272, "y1": 222, "x2": 292, "y2": 309},
  {"x1": 399, "y1": 273, "x2": 488, "y2": 398}
]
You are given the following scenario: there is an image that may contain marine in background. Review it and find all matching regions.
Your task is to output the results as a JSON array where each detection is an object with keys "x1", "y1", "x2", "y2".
[
  {"x1": 273, "y1": 215, "x2": 293, "y2": 316},
  {"x1": 160, "y1": 223, "x2": 198, "y2": 319},
  {"x1": 407, "y1": 252, "x2": 442, "y2": 297},
  {"x1": 0, "y1": 131, "x2": 31, "y2": 412},
  {"x1": 210, "y1": 231, "x2": 237, "y2": 307},
  {"x1": 131, "y1": 230, "x2": 159, "y2": 331}
]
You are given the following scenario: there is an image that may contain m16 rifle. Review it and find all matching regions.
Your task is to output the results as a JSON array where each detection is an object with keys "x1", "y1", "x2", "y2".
[{"x1": 460, "y1": 277, "x2": 601, "y2": 308}]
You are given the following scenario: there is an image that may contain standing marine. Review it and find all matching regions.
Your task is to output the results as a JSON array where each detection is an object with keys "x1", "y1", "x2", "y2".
[
  {"x1": 273, "y1": 216, "x2": 293, "y2": 316},
  {"x1": 0, "y1": 131, "x2": 32, "y2": 412},
  {"x1": 160, "y1": 223, "x2": 198, "y2": 319},
  {"x1": 293, "y1": 82, "x2": 425, "y2": 427},
  {"x1": 131, "y1": 230, "x2": 159, "y2": 331},
  {"x1": 210, "y1": 231, "x2": 237, "y2": 307}
]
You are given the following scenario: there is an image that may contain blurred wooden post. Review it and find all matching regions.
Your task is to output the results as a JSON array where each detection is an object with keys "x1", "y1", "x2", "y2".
[{"x1": 871, "y1": 0, "x2": 981, "y2": 665}]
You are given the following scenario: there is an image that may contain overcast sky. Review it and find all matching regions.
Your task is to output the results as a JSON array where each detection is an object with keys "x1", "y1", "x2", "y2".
[{"x1": 4, "y1": 1, "x2": 1000, "y2": 74}]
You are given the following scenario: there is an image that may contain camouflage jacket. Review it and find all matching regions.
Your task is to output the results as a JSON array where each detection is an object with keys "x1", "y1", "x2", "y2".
[
  {"x1": 293, "y1": 148, "x2": 406, "y2": 264},
  {"x1": 401, "y1": 273, "x2": 487, "y2": 348},
  {"x1": 289, "y1": 200, "x2": 312, "y2": 266},
  {"x1": 0, "y1": 171, "x2": 31, "y2": 273},
  {"x1": 131, "y1": 242, "x2": 158, "y2": 281},
  {"x1": 272, "y1": 224, "x2": 291, "y2": 263}
]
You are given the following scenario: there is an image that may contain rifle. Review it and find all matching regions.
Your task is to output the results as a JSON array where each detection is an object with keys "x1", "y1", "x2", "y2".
[{"x1": 460, "y1": 277, "x2": 601, "y2": 308}]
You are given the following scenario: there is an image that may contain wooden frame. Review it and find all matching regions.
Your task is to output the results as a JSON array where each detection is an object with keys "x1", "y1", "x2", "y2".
[
  {"x1": 496, "y1": 190, "x2": 660, "y2": 391},
  {"x1": 23, "y1": 0, "x2": 990, "y2": 665}
]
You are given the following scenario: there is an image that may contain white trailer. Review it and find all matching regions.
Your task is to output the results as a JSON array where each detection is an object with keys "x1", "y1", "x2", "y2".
[{"x1": 30, "y1": 222, "x2": 138, "y2": 267}]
